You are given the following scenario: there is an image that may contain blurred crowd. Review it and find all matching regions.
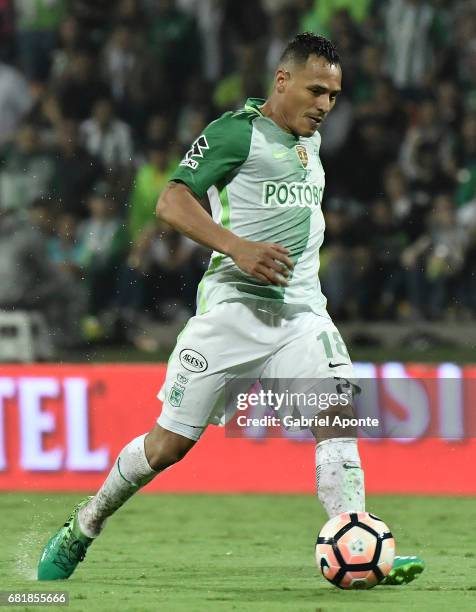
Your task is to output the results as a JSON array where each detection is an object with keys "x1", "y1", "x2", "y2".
[{"x1": 0, "y1": 0, "x2": 476, "y2": 349}]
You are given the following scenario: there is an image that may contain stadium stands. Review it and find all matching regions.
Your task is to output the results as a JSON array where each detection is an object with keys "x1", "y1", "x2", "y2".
[{"x1": 0, "y1": 0, "x2": 475, "y2": 353}]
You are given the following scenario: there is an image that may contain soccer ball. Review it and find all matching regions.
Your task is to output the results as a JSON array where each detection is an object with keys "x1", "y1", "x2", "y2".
[{"x1": 315, "y1": 512, "x2": 395, "y2": 589}]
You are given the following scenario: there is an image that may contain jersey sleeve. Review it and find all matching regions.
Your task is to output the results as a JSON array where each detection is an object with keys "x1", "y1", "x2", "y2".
[{"x1": 171, "y1": 111, "x2": 253, "y2": 199}]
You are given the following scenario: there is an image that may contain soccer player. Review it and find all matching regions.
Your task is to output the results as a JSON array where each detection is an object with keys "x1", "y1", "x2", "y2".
[{"x1": 38, "y1": 33, "x2": 424, "y2": 585}]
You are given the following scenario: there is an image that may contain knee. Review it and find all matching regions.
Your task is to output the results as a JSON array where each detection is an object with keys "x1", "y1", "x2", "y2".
[
  {"x1": 145, "y1": 426, "x2": 196, "y2": 471},
  {"x1": 311, "y1": 403, "x2": 357, "y2": 445}
]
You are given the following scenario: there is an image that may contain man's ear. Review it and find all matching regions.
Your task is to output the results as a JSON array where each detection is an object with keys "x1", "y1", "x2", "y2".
[{"x1": 275, "y1": 67, "x2": 290, "y2": 94}]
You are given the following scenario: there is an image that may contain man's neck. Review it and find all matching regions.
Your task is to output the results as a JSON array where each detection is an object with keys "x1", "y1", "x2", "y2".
[{"x1": 259, "y1": 97, "x2": 292, "y2": 135}]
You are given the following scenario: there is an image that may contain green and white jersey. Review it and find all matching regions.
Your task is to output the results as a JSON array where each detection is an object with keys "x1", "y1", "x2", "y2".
[{"x1": 171, "y1": 98, "x2": 328, "y2": 316}]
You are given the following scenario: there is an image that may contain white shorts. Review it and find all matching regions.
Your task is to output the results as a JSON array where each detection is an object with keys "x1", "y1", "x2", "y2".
[{"x1": 157, "y1": 301, "x2": 356, "y2": 439}]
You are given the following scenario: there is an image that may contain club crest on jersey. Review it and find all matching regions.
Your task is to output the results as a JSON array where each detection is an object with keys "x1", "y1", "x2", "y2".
[
  {"x1": 169, "y1": 383, "x2": 185, "y2": 407},
  {"x1": 295, "y1": 145, "x2": 308, "y2": 169},
  {"x1": 180, "y1": 135, "x2": 209, "y2": 170}
]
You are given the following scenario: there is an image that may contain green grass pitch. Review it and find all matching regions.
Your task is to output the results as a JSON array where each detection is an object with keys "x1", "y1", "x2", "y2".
[{"x1": 1, "y1": 493, "x2": 475, "y2": 612}]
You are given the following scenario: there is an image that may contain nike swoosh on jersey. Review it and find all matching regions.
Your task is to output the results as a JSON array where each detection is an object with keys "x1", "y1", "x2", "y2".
[
  {"x1": 328, "y1": 362, "x2": 348, "y2": 368},
  {"x1": 272, "y1": 150, "x2": 288, "y2": 159}
]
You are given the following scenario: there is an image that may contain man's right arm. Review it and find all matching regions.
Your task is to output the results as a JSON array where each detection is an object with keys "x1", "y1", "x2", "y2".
[{"x1": 156, "y1": 181, "x2": 293, "y2": 286}]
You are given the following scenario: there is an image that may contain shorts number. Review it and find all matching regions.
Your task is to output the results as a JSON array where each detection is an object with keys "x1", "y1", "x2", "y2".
[{"x1": 316, "y1": 331, "x2": 350, "y2": 360}]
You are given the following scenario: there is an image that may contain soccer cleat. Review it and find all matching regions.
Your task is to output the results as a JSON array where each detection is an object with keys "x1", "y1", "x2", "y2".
[
  {"x1": 380, "y1": 555, "x2": 425, "y2": 585},
  {"x1": 37, "y1": 497, "x2": 94, "y2": 580}
]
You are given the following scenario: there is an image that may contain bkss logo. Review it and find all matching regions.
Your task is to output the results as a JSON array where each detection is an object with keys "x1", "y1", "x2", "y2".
[{"x1": 179, "y1": 349, "x2": 208, "y2": 372}]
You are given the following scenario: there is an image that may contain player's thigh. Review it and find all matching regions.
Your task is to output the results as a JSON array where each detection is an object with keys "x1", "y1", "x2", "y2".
[
  {"x1": 265, "y1": 313, "x2": 355, "y2": 380},
  {"x1": 158, "y1": 303, "x2": 271, "y2": 428},
  {"x1": 158, "y1": 319, "x2": 231, "y2": 429},
  {"x1": 262, "y1": 313, "x2": 357, "y2": 423}
]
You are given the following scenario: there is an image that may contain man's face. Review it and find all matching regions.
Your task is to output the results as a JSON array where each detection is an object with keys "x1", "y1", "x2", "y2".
[{"x1": 276, "y1": 55, "x2": 342, "y2": 137}]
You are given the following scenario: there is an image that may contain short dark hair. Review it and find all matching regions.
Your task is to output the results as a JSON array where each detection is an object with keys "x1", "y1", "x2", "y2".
[{"x1": 280, "y1": 32, "x2": 340, "y2": 66}]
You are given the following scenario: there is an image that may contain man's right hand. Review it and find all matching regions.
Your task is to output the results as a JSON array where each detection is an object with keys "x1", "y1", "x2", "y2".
[{"x1": 227, "y1": 237, "x2": 294, "y2": 286}]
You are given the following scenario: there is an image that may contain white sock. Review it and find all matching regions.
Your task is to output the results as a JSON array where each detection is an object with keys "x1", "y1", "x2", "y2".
[
  {"x1": 315, "y1": 437, "x2": 365, "y2": 518},
  {"x1": 78, "y1": 434, "x2": 157, "y2": 537}
]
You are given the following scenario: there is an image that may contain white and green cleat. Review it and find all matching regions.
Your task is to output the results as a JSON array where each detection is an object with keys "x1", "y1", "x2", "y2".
[
  {"x1": 381, "y1": 555, "x2": 425, "y2": 585},
  {"x1": 37, "y1": 497, "x2": 94, "y2": 581}
]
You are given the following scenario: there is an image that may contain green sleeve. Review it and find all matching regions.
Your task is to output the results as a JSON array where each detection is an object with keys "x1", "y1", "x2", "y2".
[{"x1": 171, "y1": 111, "x2": 253, "y2": 199}]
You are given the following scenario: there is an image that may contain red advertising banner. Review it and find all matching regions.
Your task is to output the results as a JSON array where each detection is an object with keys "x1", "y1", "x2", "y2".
[{"x1": 0, "y1": 364, "x2": 475, "y2": 494}]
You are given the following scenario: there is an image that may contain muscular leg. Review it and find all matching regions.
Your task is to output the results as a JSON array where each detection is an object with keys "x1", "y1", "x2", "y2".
[
  {"x1": 79, "y1": 424, "x2": 197, "y2": 537},
  {"x1": 145, "y1": 424, "x2": 197, "y2": 470},
  {"x1": 310, "y1": 404, "x2": 365, "y2": 518}
]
